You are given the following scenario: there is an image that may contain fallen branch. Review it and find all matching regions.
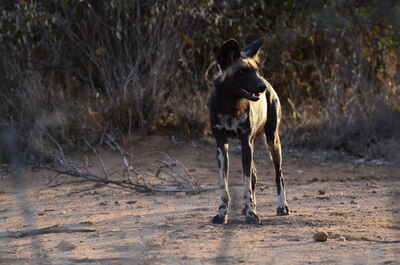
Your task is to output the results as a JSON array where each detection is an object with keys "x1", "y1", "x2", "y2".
[
  {"x1": 0, "y1": 223, "x2": 96, "y2": 239},
  {"x1": 330, "y1": 233, "x2": 400, "y2": 244},
  {"x1": 36, "y1": 133, "x2": 218, "y2": 194},
  {"x1": 36, "y1": 164, "x2": 219, "y2": 194},
  {"x1": 36, "y1": 164, "x2": 150, "y2": 192},
  {"x1": 344, "y1": 235, "x2": 400, "y2": 244},
  {"x1": 154, "y1": 153, "x2": 201, "y2": 192}
]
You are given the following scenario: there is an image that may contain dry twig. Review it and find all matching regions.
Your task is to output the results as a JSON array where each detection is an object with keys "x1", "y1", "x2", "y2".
[
  {"x1": 0, "y1": 223, "x2": 96, "y2": 239},
  {"x1": 35, "y1": 133, "x2": 219, "y2": 194}
]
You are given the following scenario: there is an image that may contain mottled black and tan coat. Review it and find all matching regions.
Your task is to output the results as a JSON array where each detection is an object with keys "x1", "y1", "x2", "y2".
[{"x1": 208, "y1": 39, "x2": 289, "y2": 224}]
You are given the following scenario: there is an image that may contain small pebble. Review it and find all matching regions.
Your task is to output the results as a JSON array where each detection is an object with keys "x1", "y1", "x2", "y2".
[
  {"x1": 57, "y1": 240, "x2": 76, "y2": 252},
  {"x1": 336, "y1": 236, "x2": 346, "y2": 241},
  {"x1": 175, "y1": 192, "x2": 186, "y2": 198},
  {"x1": 313, "y1": 231, "x2": 328, "y2": 242}
]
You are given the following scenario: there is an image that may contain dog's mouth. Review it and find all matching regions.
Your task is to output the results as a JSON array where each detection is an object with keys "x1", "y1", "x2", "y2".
[{"x1": 238, "y1": 88, "x2": 261, "y2": 101}]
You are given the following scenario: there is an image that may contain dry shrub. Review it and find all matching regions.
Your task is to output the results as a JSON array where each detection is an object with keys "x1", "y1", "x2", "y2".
[
  {"x1": 0, "y1": 0, "x2": 400, "y2": 163},
  {"x1": 283, "y1": 94, "x2": 400, "y2": 160},
  {"x1": 271, "y1": 2, "x2": 400, "y2": 161},
  {"x1": 0, "y1": 1, "x2": 210, "y2": 162}
]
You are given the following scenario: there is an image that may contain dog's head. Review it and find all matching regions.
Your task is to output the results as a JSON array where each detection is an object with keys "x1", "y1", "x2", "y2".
[{"x1": 214, "y1": 39, "x2": 266, "y2": 101}]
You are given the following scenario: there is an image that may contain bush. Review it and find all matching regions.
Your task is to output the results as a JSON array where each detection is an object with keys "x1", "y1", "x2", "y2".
[{"x1": 0, "y1": 0, "x2": 399, "y2": 162}]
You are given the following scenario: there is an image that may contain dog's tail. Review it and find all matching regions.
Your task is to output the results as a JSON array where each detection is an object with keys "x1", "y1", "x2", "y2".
[{"x1": 204, "y1": 61, "x2": 222, "y2": 90}]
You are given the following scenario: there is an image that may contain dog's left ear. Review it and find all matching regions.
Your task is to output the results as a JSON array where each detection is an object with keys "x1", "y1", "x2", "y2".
[
  {"x1": 243, "y1": 39, "x2": 264, "y2": 60},
  {"x1": 215, "y1": 39, "x2": 241, "y2": 70}
]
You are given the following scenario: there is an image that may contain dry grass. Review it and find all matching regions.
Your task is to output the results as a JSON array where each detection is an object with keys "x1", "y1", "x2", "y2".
[
  {"x1": 282, "y1": 95, "x2": 400, "y2": 161},
  {"x1": 0, "y1": 1, "x2": 399, "y2": 163}
]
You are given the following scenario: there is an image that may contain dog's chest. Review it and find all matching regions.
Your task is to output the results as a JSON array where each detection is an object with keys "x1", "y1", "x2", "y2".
[{"x1": 214, "y1": 113, "x2": 249, "y2": 134}]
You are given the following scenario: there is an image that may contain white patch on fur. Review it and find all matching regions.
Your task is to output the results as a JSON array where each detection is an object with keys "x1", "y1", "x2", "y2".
[
  {"x1": 243, "y1": 188, "x2": 256, "y2": 213},
  {"x1": 277, "y1": 187, "x2": 288, "y2": 209},
  {"x1": 215, "y1": 113, "x2": 248, "y2": 133},
  {"x1": 217, "y1": 147, "x2": 225, "y2": 183},
  {"x1": 217, "y1": 146, "x2": 230, "y2": 216}
]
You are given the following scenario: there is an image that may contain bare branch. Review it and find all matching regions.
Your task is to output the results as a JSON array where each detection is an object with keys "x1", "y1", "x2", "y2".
[
  {"x1": 84, "y1": 139, "x2": 110, "y2": 179},
  {"x1": 0, "y1": 223, "x2": 96, "y2": 239}
]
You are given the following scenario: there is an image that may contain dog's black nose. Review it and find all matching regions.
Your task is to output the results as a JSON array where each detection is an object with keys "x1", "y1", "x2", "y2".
[{"x1": 256, "y1": 83, "x2": 266, "y2": 92}]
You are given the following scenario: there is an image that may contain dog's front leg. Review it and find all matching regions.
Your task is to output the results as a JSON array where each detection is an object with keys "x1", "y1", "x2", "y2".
[
  {"x1": 212, "y1": 139, "x2": 230, "y2": 224},
  {"x1": 241, "y1": 136, "x2": 260, "y2": 224}
]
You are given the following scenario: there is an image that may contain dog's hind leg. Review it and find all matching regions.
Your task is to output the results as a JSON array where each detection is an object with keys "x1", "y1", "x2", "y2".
[
  {"x1": 241, "y1": 136, "x2": 261, "y2": 224},
  {"x1": 212, "y1": 140, "x2": 230, "y2": 224},
  {"x1": 265, "y1": 99, "x2": 289, "y2": 216},
  {"x1": 251, "y1": 164, "x2": 257, "y2": 210},
  {"x1": 267, "y1": 133, "x2": 289, "y2": 215}
]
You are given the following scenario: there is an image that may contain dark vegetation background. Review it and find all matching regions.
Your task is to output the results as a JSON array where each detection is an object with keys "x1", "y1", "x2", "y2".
[{"x1": 1, "y1": 0, "x2": 400, "y2": 164}]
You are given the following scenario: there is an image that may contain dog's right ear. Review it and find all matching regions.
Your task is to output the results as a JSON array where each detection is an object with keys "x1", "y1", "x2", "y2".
[{"x1": 214, "y1": 39, "x2": 240, "y2": 70}]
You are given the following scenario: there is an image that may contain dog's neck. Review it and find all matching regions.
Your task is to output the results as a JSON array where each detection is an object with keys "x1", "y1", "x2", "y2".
[{"x1": 213, "y1": 80, "x2": 249, "y2": 117}]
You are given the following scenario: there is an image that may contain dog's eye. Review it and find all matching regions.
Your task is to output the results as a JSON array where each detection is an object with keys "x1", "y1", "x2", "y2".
[{"x1": 238, "y1": 69, "x2": 247, "y2": 76}]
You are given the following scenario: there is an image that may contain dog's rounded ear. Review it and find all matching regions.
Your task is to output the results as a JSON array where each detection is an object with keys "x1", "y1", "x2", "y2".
[
  {"x1": 215, "y1": 39, "x2": 240, "y2": 70},
  {"x1": 243, "y1": 39, "x2": 264, "y2": 59}
]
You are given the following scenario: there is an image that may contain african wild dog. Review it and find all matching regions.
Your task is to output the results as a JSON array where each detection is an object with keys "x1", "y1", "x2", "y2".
[{"x1": 209, "y1": 39, "x2": 289, "y2": 224}]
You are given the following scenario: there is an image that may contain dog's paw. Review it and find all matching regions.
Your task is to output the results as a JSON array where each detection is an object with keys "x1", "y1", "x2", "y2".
[
  {"x1": 245, "y1": 211, "x2": 262, "y2": 225},
  {"x1": 212, "y1": 214, "x2": 228, "y2": 224},
  {"x1": 276, "y1": 205, "x2": 290, "y2": 216}
]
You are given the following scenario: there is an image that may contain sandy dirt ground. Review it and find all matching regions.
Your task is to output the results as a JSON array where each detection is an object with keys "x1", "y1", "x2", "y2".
[{"x1": 1, "y1": 135, "x2": 399, "y2": 265}]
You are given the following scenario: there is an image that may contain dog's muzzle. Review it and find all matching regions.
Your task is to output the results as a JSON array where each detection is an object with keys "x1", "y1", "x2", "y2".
[{"x1": 239, "y1": 83, "x2": 266, "y2": 101}]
